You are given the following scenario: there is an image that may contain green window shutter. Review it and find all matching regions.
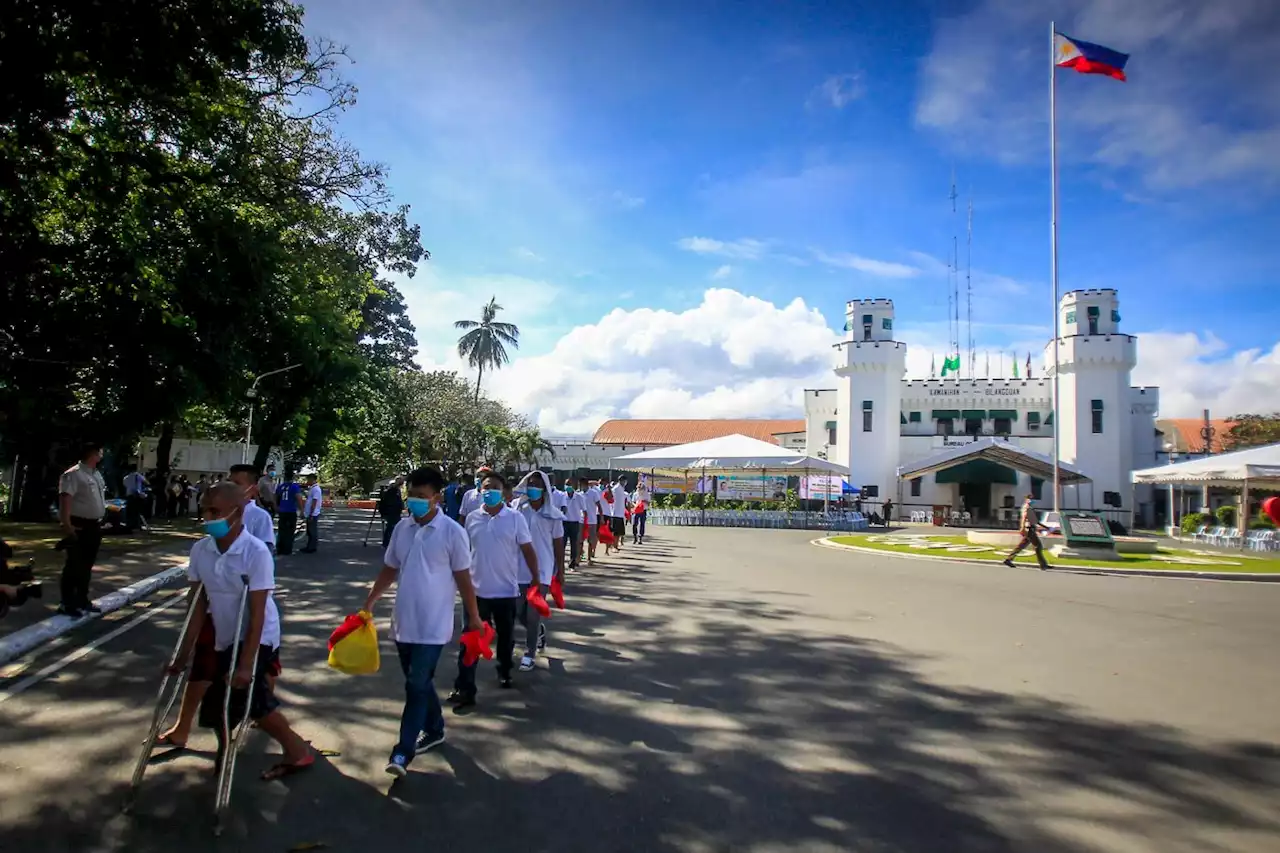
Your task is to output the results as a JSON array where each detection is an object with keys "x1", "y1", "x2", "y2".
[
  {"x1": 1044, "y1": 412, "x2": 1054, "y2": 425},
  {"x1": 1026, "y1": 412, "x2": 1041, "y2": 426},
  {"x1": 908, "y1": 411, "x2": 922, "y2": 423},
  {"x1": 900, "y1": 412, "x2": 907, "y2": 424},
  {"x1": 931, "y1": 409, "x2": 960, "y2": 419},
  {"x1": 1087, "y1": 306, "x2": 1100, "y2": 316},
  {"x1": 1091, "y1": 399, "x2": 1104, "y2": 411},
  {"x1": 861, "y1": 400, "x2": 873, "y2": 410},
  {"x1": 1111, "y1": 309, "x2": 1120, "y2": 322},
  {"x1": 823, "y1": 420, "x2": 837, "y2": 430},
  {"x1": 1065, "y1": 310, "x2": 1076, "y2": 324},
  {"x1": 861, "y1": 314, "x2": 872, "y2": 325},
  {"x1": 882, "y1": 318, "x2": 892, "y2": 330},
  {"x1": 961, "y1": 409, "x2": 986, "y2": 419},
  {"x1": 988, "y1": 409, "x2": 1018, "y2": 420}
]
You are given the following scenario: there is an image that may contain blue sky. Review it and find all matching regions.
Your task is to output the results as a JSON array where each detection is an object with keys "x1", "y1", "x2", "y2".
[{"x1": 302, "y1": 0, "x2": 1280, "y2": 433}]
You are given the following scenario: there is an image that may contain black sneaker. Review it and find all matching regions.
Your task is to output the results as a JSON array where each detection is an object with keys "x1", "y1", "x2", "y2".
[
  {"x1": 537, "y1": 623, "x2": 547, "y2": 651},
  {"x1": 415, "y1": 731, "x2": 445, "y2": 754},
  {"x1": 498, "y1": 676, "x2": 513, "y2": 689},
  {"x1": 84, "y1": 603, "x2": 102, "y2": 614},
  {"x1": 57, "y1": 604, "x2": 83, "y2": 618},
  {"x1": 385, "y1": 753, "x2": 409, "y2": 778},
  {"x1": 1002, "y1": 559, "x2": 1015, "y2": 568}
]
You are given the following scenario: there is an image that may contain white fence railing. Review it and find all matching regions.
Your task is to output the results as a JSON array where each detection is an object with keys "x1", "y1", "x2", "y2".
[{"x1": 647, "y1": 508, "x2": 871, "y2": 532}]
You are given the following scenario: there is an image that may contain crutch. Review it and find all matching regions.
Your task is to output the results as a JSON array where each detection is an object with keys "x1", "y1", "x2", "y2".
[
  {"x1": 361, "y1": 506, "x2": 379, "y2": 547},
  {"x1": 124, "y1": 582, "x2": 204, "y2": 813},
  {"x1": 214, "y1": 575, "x2": 261, "y2": 836}
]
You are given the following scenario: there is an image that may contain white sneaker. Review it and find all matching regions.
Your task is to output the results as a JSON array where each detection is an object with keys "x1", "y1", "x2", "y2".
[{"x1": 518, "y1": 655, "x2": 535, "y2": 672}]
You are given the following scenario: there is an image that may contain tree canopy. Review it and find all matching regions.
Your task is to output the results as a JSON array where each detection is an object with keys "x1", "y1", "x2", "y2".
[
  {"x1": 0, "y1": 1, "x2": 426, "y2": 515},
  {"x1": 455, "y1": 297, "x2": 520, "y2": 403},
  {"x1": 1226, "y1": 414, "x2": 1280, "y2": 450}
]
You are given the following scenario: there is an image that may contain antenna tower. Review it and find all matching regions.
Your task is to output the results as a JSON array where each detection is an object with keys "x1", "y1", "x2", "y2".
[
  {"x1": 966, "y1": 198, "x2": 974, "y2": 379},
  {"x1": 948, "y1": 170, "x2": 959, "y2": 372}
]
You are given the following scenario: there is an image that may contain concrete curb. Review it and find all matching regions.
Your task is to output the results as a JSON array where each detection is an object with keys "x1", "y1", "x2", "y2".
[
  {"x1": 0, "y1": 564, "x2": 189, "y2": 667},
  {"x1": 812, "y1": 537, "x2": 1280, "y2": 583}
]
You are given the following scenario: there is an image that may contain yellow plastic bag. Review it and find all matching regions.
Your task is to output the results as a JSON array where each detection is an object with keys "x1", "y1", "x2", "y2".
[{"x1": 327, "y1": 610, "x2": 380, "y2": 675}]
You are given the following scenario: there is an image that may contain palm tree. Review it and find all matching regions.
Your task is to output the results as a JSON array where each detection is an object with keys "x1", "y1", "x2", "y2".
[
  {"x1": 455, "y1": 297, "x2": 520, "y2": 403},
  {"x1": 517, "y1": 427, "x2": 555, "y2": 472}
]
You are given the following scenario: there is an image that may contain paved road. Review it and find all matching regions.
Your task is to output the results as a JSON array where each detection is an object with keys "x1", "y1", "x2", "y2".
[{"x1": 1, "y1": 513, "x2": 1278, "y2": 852}]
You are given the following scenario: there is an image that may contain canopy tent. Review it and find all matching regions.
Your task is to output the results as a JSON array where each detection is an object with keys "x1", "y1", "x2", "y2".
[
  {"x1": 611, "y1": 433, "x2": 848, "y2": 477},
  {"x1": 896, "y1": 438, "x2": 1091, "y2": 484},
  {"x1": 1131, "y1": 442, "x2": 1280, "y2": 488}
]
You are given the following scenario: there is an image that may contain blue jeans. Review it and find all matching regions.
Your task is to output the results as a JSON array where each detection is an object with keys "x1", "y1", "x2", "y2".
[{"x1": 394, "y1": 642, "x2": 445, "y2": 761}]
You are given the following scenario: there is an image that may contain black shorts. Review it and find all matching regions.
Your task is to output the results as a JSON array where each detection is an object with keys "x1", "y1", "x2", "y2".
[
  {"x1": 610, "y1": 516, "x2": 625, "y2": 537},
  {"x1": 198, "y1": 644, "x2": 281, "y2": 730}
]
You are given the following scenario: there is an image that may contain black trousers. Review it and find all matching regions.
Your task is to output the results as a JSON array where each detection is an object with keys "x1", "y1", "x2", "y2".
[
  {"x1": 302, "y1": 515, "x2": 319, "y2": 552},
  {"x1": 381, "y1": 516, "x2": 397, "y2": 549},
  {"x1": 61, "y1": 517, "x2": 102, "y2": 608},
  {"x1": 124, "y1": 495, "x2": 145, "y2": 531},
  {"x1": 563, "y1": 521, "x2": 581, "y2": 566},
  {"x1": 633, "y1": 510, "x2": 647, "y2": 540},
  {"x1": 277, "y1": 512, "x2": 298, "y2": 555},
  {"x1": 454, "y1": 596, "x2": 519, "y2": 694},
  {"x1": 1008, "y1": 528, "x2": 1048, "y2": 565}
]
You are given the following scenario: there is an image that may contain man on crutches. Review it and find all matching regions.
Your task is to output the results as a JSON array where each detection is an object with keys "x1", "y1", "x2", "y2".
[{"x1": 168, "y1": 483, "x2": 312, "y2": 782}]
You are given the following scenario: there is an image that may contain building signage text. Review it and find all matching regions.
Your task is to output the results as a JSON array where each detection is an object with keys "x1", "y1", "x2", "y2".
[{"x1": 927, "y1": 387, "x2": 1024, "y2": 397}]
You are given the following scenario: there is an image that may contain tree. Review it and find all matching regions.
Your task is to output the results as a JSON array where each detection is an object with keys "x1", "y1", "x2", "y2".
[
  {"x1": 1225, "y1": 414, "x2": 1280, "y2": 450},
  {"x1": 454, "y1": 297, "x2": 520, "y2": 403}
]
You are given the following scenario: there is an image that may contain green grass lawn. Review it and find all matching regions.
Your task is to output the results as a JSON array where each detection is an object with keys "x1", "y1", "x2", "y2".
[
  {"x1": 828, "y1": 533, "x2": 1280, "y2": 574},
  {"x1": 1, "y1": 519, "x2": 202, "y2": 575}
]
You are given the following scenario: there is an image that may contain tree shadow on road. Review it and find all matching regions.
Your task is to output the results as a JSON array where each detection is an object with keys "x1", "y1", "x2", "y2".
[{"x1": 2, "y1": 526, "x2": 1279, "y2": 852}]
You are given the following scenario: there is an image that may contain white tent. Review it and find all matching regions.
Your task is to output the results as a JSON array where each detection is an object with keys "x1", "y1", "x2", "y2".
[
  {"x1": 611, "y1": 433, "x2": 848, "y2": 476},
  {"x1": 1131, "y1": 442, "x2": 1280, "y2": 488}
]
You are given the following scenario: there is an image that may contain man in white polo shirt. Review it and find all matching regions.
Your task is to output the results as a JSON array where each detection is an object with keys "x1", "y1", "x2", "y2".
[
  {"x1": 300, "y1": 473, "x2": 323, "y2": 554},
  {"x1": 229, "y1": 465, "x2": 276, "y2": 554},
  {"x1": 562, "y1": 479, "x2": 585, "y2": 570},
  {"x1": 452, "y1": 471, "x2": 538, "y2": 706},
  {"x1": 167, "y1": 482, "x2": 312, "y2": 780},
  {"x1": 57, "y1": 441, "x2": 107, "y2": 617},
  {"x1": 513, "y1": 470, "x2": 563, "y2": 671},
  {"x1": 363, "y1": 466, "x2": 483, "y2": 778},
  {"x1": 458, "y1": 467, "x2": 491, "y2": 519},
  {"x1": 610, "y1": 476, "x2": 629, "y2": 551},
  {"x1": 578, "y1": 476, "x2": 608, "y2": 566}
]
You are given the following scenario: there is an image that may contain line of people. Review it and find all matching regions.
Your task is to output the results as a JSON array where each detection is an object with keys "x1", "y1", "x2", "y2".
[{"x1": 152, "y1": 463, "x2": 651, "y2": 787}]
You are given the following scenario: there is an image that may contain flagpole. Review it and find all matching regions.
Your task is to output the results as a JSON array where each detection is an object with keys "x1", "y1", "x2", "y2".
[{"x1": 1050, "y1": 20, "x2": 1062, "y2": 516}]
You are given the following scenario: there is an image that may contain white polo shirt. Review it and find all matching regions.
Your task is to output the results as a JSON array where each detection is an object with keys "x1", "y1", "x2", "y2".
[
  {"x1": 565, "y1": 491, "x2": 586, "y2": 523},
  {"x1": 383, "y1": 511, "x2": 471, "y2": 645},
  {"x1": 188, "y1": 530, "x2": 280, "y2": 650},
  {"x1": 584, "y1": 486, "x2": 605, "y2": 524},
  {"x1": 303, "y1": 484, "x2": 323, "y2": 517},
  {"x1": 59, "y1": 463, "x2": 106, "y2": 520},
  {"x1": 242, "y1": 500, "x2": 276, "y2": 549},
  {"x1": 551, "y1": 488, "x2": 569, "y2": 513},
  {"x1": 459, "y1": 486, "x2": 483, "y2": 518},
  {"x1": 516, "y1": 500, "x2": 564, "y2": 587},
  {"x1": 465, "y1": 505, "x2": 534, "y2": 598},
  {"x1": 611, "y1": 483, "x2": 628, "y2": 517}
]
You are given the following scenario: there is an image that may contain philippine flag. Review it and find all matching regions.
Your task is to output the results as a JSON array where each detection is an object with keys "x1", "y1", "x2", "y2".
[{"x1": 1054, "y1": 32, "x2": 1129, "y2": 81}]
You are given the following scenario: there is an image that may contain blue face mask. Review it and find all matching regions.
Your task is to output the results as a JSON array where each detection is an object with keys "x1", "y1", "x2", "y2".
[
  {"x1": 566, "y1": 487, "x2": 575, "y2": 495},
  {"x1": 527, "y1": 487, "x2": 544, "y2": 500},
  {"x1": 204, "y1": 517, "x2": 231, "y2": 538},
  {"x1": 482, "y1": 489, "x2": 503, "y2": 507},
  {"x1": 406, "y1": 497, "x2": 433, "y2": 518}
]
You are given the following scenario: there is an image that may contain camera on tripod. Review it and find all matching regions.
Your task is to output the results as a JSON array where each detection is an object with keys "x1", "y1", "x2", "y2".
[{"x1": 0, "y1": 538, "x2": 43, "y2": 619}]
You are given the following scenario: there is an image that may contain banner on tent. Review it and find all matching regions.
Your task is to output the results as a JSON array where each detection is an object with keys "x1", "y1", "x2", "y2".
[{"x1": 800, "y1": 475, "x2": 844, "y2": 500}]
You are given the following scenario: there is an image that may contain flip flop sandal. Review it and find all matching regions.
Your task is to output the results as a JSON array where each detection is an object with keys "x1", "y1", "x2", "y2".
[
  {"x1": 261, "y1": 753, "x2": 316, "y2": 781},
  {"x1": 152, "y1": 734, "x2": 188, "y2": 750}
]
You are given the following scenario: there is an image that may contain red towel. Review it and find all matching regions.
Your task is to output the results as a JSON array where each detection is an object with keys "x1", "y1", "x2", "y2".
[
  {"x1": 328, "y1": 611, "x2": 368, "y2": 651},
  {"x1": 549, "y1": 574, "x2": 565, "y2": 609},
  {"x1": 460, "y1": 622, "x2": 496, "y2": 666},
  {"x1": 526, "y1": 584, "x2": 552, "y2": 618},
  {"x1": 598, "y1": 522, "x2": 616, "y2": 545}
]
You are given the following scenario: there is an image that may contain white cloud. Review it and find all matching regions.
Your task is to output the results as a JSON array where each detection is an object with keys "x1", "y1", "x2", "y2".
[
  {"x1": 710, "y1": 265, "x2": 733, "y2": 280},
  {"x1": 1133, "y1": 332, "x2": 1280, "y2": 417},
  {"x1": 675, "y1": 236, "x2": 769, "y2": 260},
  {"x1": 915, "y1": 0, "x2": 1280, "y2": 190},
  {"x1": 514, "y1": 246, "x2": 543, "y2": 262},
  {"x1": 479, "y1": 288, "x2": 841, "y2": 434},
  {"x1": 812, "y1": 249, "x2": 921, "y2": 279},
  {"x1": 808, "y1": 73, "x2": 865, "y2": 109},
  {"x1": 611, "y1": 190, "x2": 646, "y2": 209}
]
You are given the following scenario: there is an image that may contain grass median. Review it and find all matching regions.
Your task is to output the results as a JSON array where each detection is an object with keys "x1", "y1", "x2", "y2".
[{"x1": 828, "y1": 533, "x2": 1280, "y2": 574}]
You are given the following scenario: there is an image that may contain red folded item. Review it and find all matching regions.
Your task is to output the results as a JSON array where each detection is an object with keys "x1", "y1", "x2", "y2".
[
  {"x1": 526, "y1": 584, "x2": 552, "y2": 618},
  {"x1": 624, "y1": 509, "x2": 632, "y2": 521},
  {"x1": 549, "y1": 574, "x2": 565, "y2": 610},
  {"x1": 635, "y1": 501, "x2": 647, "y2": 514},
  {"x1": 328, "y1": 611, "x2": 368, "y2": 651},
  {"x1": 460, "y1": 622, "x2": 496, "y2": 666},
  {"x1": 598, "y1": 522, "x2": 615, "y2": 545}
]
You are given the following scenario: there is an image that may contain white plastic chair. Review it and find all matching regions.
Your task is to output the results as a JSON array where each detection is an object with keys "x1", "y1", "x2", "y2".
[{"x1": 1189, "y1": 525, "x2": 1209, "y2": 542}]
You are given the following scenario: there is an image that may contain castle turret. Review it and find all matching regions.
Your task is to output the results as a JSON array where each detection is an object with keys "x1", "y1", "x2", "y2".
[{"x1": 835, "y1": 299, "x2": 907, "y2": 502}]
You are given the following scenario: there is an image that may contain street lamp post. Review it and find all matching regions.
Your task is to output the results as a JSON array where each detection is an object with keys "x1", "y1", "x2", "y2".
[
  {"x1": 817, "y1": 451, "x2": 831, "y2": 517},
  {"x1": 243, "y1": 364, "x2": 302, "y2": 464},
  {"x1": 1163, "y1": 442, "x2": 1178, "y2": 536}
]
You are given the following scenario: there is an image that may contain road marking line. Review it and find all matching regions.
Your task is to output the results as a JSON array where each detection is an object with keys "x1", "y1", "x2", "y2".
[{"x1": 0, "y1": 591, "x2": 186, "y2": 705}]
